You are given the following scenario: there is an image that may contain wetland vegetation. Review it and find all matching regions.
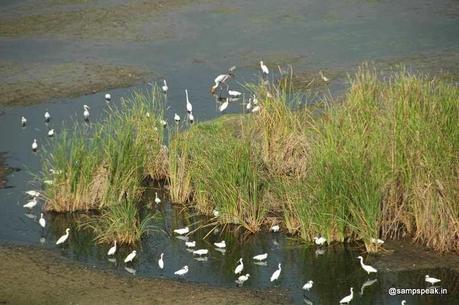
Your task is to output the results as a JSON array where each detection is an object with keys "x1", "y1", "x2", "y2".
[{"x1": 42, "y1": 66, "x2": 459, "y2": 254}]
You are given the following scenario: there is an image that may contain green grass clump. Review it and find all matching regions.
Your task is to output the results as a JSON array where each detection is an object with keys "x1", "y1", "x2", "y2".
[{"x1": 43, "y1": 88, "x2": 165, "y2": 244}]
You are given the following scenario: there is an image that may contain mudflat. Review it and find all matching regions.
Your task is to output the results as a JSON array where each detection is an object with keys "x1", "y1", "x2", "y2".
[{"x1": 0, "y1": 245, "x2": 291, "y2": 305}]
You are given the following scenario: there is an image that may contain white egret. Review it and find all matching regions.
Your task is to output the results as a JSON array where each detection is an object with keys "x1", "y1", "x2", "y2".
[
  {"x1": 25, "y1": 190, "x2": 40, "y2": 197},
  {"x1": 270, "y1": 224, "x2": 280, "y2": 232},
  {"x1": 252, "y1": 95, "x2": 259, "y2": 105},
  {"x1": 185, "y1": 89, "x2": 192, "y2": 113},
  {"x1": 162, "y1": 80, "x2": 168, "y2": 94},
  {"x1": 32, "y1": 139, "x2": 38, "y2": 152},
  {"x1": 302, "y1": 280, "x2": 314, "y2": 291},
  {"x1": 270, "y1": 263, "x2": 282, "y2": 282},
  {"x1": 193, "y1": 249, "x2": 209, "y2": 256},
  {"x1": 154, "y1": 192, "x2": 161, "y2": 204},
  {"x1": 50, "y1": 169, "x2": 62, "y2": 175},
  {"x1": 253, "y1": 253, "x2": 268, "y2": 261},
  {"x1": 107, "y1": 241, "x2": 117, "y2": 256},
  {"x1": 339, "y1": 287, "x2": 353, "y2": 304},
  {"x1": 105, "y1": 93, "x2": 111, "y2": 102},
  {"x1": 359, "y1": 278, "x2": 377, "y2": 296},
  {"x1": 314, "y1": 236, "x2": 327, "y2": 246},
  {"x1": 160, "y1": 119, "x2": 167, "y2": 127},
  {"x1": 370, "y1": 238, "x2": 384, "y2": 245},
  {"x1": 21, "y1": 116, "x2": 27, "y2": 127},
  {"x1": 124, "y1": 250, "x2": 137, "y2": 263},
  {"x1": 246, "y1": 99, "x2": 252, "y2": 110},
  {"x1": 23, "y1": 197, "x2": 38, "y2": 209},
  {"x1": 185, "y1": 241, "x2": 196, "y2": 248},
  {"x1": 319, "y1": 71, "x2": 329, "y2": 82},
  {"x1": 219, "y1": 99, "x2": 229, "y2": 112},
  {"x1": 174, "y1": 265, "x2": 188, "y2": 276},
  {"x1": 158, "y1": 253, "x2": 164, "y2": 269},
  {"x1": 174, "y1": 226, "x2": 189, "y2": 235},
  {"x1": 83, "y1": 105, "x2": 90, "y2": 121},
  {"x1": 188, "y1": 112, "x2": 194, "y2": 124},
  {"x1": 237, "y1": 274, "x2": 250, "y2": 284},
  {"x1": 260, "y1": 61, "x2": 269, "y2": 75},
  {"x1": 174, "y1": 113, "x2": 181, "y2": 123},
  {"x1": 212, "y1": 209, "x2": 220, "y2": 217},
  {"x1": 214, "y1": 241, "x2": 226, "y2": 248},
  {"x1": 425, "y1": 275, "x2": 441, "y2": 285},
  {"x1": 39, "y1": 213, "x2": 46, "y2": 228},
  {"x1": 234, "y1": 258, "x2": 244, "y2": 274},
  {"x1": 48, "y1": 129, "x2": 55, "y2": 137},
  {"x1": 44, "y1": 111, "x2": 51, "y2": 123},
  {"x1": 56, "y1": 228, "x2": 70, "y2": 245},
  {"x1": 228, "y1": 90, "x2": 242, "y2": 98},
  {"x1": 251, "y1": 105, "x2": 261, "y2": 113},
  {"x1": 357, "y1": 256, "x2": 377, "y2": 275},
  {"x1": 211, "y1": 74, "x2": 231, "y2": 95},
  {"x1": 43, "y1": 180, "x2": 54, "y2": 185}
]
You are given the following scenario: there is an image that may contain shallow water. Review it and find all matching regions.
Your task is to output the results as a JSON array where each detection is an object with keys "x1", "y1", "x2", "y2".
[{"x1": 0, "y1": 0, "x2": 458, "y2": 304}]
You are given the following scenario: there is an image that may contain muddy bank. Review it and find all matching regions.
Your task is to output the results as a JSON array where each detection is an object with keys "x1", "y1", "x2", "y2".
[
  {"x1": 0, "y1": 61, "x2": 148, "y2": 106},
  {"x1": 0, "y1": 0, "x2": 195, "y2": 41},
  {"x1": 374, "y1": 240, "x2": 459, "y2": 273},
  {"x1": 0, "y1": 245, "x2": 291, "y2": 305}
]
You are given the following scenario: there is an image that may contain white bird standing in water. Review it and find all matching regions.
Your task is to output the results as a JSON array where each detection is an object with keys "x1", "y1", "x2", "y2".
[
  {"x1": 270, "y1": 263, "x2": 282, "y2": 282},
  {"x1": 314, "y1": 236, "x2": 327, "y2": 246},
  {"x1": 44, "y1": 111, "x2": 51, "y2": 123},
  {"x1": 56, "y1": 228, "x2": 70, "y2": 245},
  {"x1": 214, "y1": 240, "x2": 226, "y2": 248},
  {"x1": 270, "y1": 224, "x2": 280, "y2": 232},
  {"x1": 302, "y1": 280, "x2": 314, "y2": 291},
  {"x1": 211, "y1": 73, "x2": 231, "y2": 95},
  {"x1": 107, "y1": 241, "x2": 117, "y2": 256},
  {"x1": 234, "y1": 258, "x2": 244, "y2": 274},
  {"x1": 174, "y1": 265, "x2": 188, "y2": 276},
  {"x1": 219, "y1": 99, "x2": 229, "y2": 112},
  {"x1": 162, "y1": 80, "x2": 168, "y2": 94},
  {"x1": 23, "y1": 197, "x2": 38, "y2": 209},
  {"x1": 185, "y1": 241, "x2": 196, "y2": 248},
  {"x1": 253, "y1": 253, "x2": 268, "y2": 261},
  {"x1": 193, "y1": 249, "x2": 209, "y2": 256},
  {"x1": 83, "y1": 105, "x2": 90, "y2": 121},
  {"x1": 48, "y1": 129, "x2": 55, "y2": 137},
  {"x1": 21, "y1": 116, "x2": 27, "y2": 127},
  {"x1": 124, "y1": 250, "x2": 137, "y2": 263},
  {"x1": 39, "y1": 213, "x2": 46, "y2": 228},
  {"x1": 370, "y1": 238, "x2": 384, "y2": 245},
  {"x1": 158, "y1": 253, "x2": 164, "y2": 269},
  {"x1": 174, "y1": 113, "x2": 181, "y2": 123},
  {"x1": 105, "y1": 93, "x2": 111, "y2": 102},
  {"x1": 339, "y1": 287, "x2": 353, "y2": 304},
  {"x1": 25, "y1": 190, "x2": 40, "y2": 197},
  {"x1": 260, "y1": 61, "x2": 269, "y2": 75},
  {"x1": 425, "y1": 275, "x2": 441, "y2": 285},
  {"x1": 154, "y1": 192, "x2": 161, "y2": 204},
  {"x1": 357, "y1": 256, "x2": 377, "y2": 275},
  {"x1": 174, "y1": 226, "x2": 189, "y2": 235},
  {"x1": 319, "y1": 71, "x2": 329, "y2": 82},
  {"x1": 185, "y1": 89, "x2": 192, "y2": 113},
  {"x1": 237, "y1": 274, "x2": 250, "y2": 284},
  {"x1": 160, "y1": 119, "x2": 167, "y2": 127},
  {"x1": 32, "y1": 139, "x2": 38, "y2": 152}
]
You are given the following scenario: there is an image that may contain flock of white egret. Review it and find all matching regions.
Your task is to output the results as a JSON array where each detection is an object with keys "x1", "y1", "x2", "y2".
[{"x1": 18, "y1": 61, "x2": 443, "y2": 305}]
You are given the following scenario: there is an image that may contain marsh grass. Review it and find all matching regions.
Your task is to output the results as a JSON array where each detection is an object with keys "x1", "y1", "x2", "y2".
[{"x1": 43, "y1": 87, "x2": 165, "y2": 244}]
